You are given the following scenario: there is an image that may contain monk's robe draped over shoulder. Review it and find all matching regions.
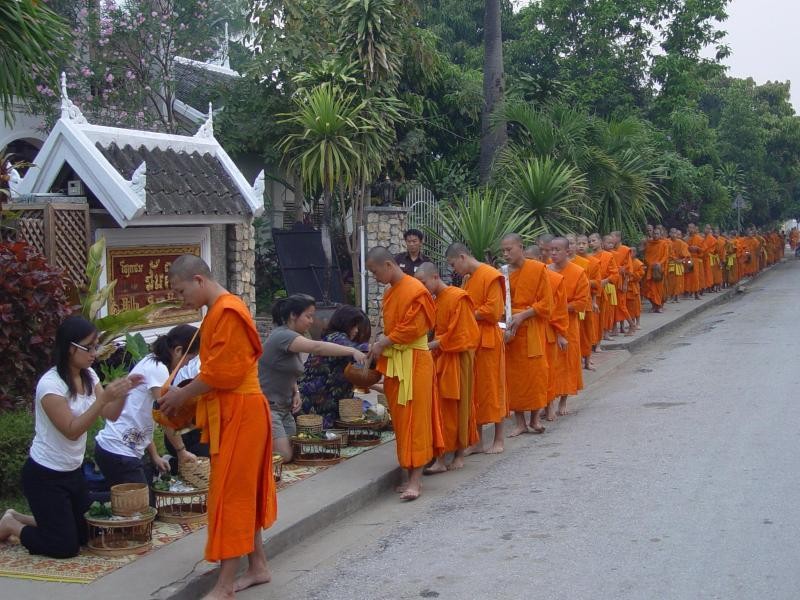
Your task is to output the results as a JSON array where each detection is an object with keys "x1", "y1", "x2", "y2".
[
  {"x1": 580, "y1": 255, "x2": 602, "y2": 354},
  {"x1": 702, "y1": 234, "x2": 718, "y2": 288},
  {"x1": 506, "y1": 259, "x2": 554, "y2": 412},
  {"x1": 643, "y1": 239, "x2": 671, "y2": 307},
  {"x1": 377, "y1": 275, "x2": 443, "y2": 468},
  {"x1": 669, "y1": 239, "x2": 690, "y2": 297},
  {"x1": 196, "y1": 294, "x2": 276, "y2": 562},
  {"x1": 612, "y1": 245, "x2": 633, "y2": 324},
  {"x1": 686, "y1": 233, "x2": 705, "y2": 292},
  {"x1": 594, "y1": 250, "x2": 619, "y2": 335},
  {"x1": 551, "y1": 262, "x2": 591, "y2": 397},
  {"x1": 544, "y1": 269, "x2": 568, "y2": 402},
  {"x1": 464, "y1": 263, "x2": 508, "y2": 425},
  {"x1": 433, "y1": 286, "x2": 480, "y2": 452},
  {"x1": 627, "y1": 258, "x2": 645, "y2": 318}
]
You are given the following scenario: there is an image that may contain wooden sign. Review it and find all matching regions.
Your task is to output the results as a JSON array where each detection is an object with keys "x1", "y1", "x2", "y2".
[{"x1": 106, "y1": 245, "x2": 202, "y2": 327}]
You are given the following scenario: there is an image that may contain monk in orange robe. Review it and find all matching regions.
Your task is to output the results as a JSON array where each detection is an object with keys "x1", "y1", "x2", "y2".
[
  {"x1": 415, "y1": 262, "x2": 479, "y2": 473},
  {"x1": 366, "y1": 247, "x2": 442, "y2": 501},
  {"x1": 501, "y1": 233, "x2": 553, "y2": 436},
  {"x1": 446, "y1": 242, "x2": 508, "y2": 454},
  {"x1": 627, "y1": 247, "x2": 645, "y2": 327},
  {"x1": 668, "y1": 228, "x2": 690, "y2": 302},
  {"x1": 549, "y1": 238, "x2": 591, "y2": 416},
  {"x1": 686, "y1": 223, "x2": 705, "y2": 298},
  {"x1": 610, "y1": 231, "x2": 635, "y2": 335},
  {"x1": 702, "y1": 224, "x2": 719, "y2": 292},
  {"x1": 713, "y1": 228, "x2": 727, "y2": 288},
  {"x1": 160, "y1": 255, "x2": 277, "y2": 599},
  {"x1": 576, "y1": 235, "x2": 601, "y2": 366},
  {"x1": 525, "y1": 244, "x2": 567, "y2": 422},
  {"x1": 643, "y1": 226, "x2": 671, "y2": 312},
  {"x1": 590, "y1": 233, "x2": 619, "y2": 340},
  {"x1": 790, "y1": 228, "x2": 799, "y2": 251}
]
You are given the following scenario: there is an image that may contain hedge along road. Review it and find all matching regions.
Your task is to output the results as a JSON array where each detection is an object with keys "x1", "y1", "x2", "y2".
[{"x1": 239, "y1": 259, "x2": 800, "y2": 600}]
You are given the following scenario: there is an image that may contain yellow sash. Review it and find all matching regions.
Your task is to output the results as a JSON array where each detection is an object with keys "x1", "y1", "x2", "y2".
[
  {"x1": 578, "y1": 312, "x2": 586, "y2": 321},
  {"x1": 382, "y1": 334, "x2": 429, "y2": 406},
  {"x1": 604, "y1": 283, "x2": 618, "y2": 306},
  {"x1": 668, "y1": 262, "x2": 685, "y2": 276},
  {"x1": 726, "y1": 255, "x2": 735, "y2": 268},
  {"x1": 710, "y1": 254, "x2": 720, "y2": 266}
]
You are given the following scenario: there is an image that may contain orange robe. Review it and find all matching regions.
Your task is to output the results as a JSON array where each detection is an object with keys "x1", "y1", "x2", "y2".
[
  {"x1": 686, "y1": 234, "x2": 705, "y2": 292},
  {"x1": 544, "y1": 269, "x2": 568, "y2": 402},
  {"x1": 627, "y1": 258, "x2": 644, "y2": 318},
  {"x1": 643, "y1": 239, "x2": 671, "y2": 307},
  {"x1": 550, "y1": 263, "x2": 591, "y2": 397},
  {"x1": 377, "y1": 275, "x2": 442, "y2": 468},
  {"x1": 669, "y1": 239, "x2": 690, "y2": 297},
  {"x1": 580, "y1": 254, "x2": 602, "y2": 353},
  {"x1": 714, "y1": 237, "x2": 726, "y2": 285},
  {"x1": 612, "y1": 245, "x2": 633, "y2": 324},
  {"x1": 790, "y1": 229, "x2": 799, "y2": 250},
  {"x1": 196, "y1": 294, "x2": 276, "y2": 562},
  {"x1": 702, "y1": 234, "x2": 718, "y2": 288},
  {"x1": 432, "y1": 286, "x2": 480, "y2": 452},
  {"x1": 464, "y1": 264, "x2": 508, "y2": 425},
  {"x1": 593, "y1": 250, "x2": 619, "y2": 334},
  {"x1": 506, "y1": 259, "x2": 554, "y2": 412}
]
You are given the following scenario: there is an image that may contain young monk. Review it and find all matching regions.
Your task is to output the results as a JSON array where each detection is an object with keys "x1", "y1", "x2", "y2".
[
  {"x1": 446, "y1": 243, "x2": 508, "y2": 454},
  {"x1": 414, "y1": 262, "x2": 479, "y2": 473},
  {"x1": 576, "y1": 235, "x2": 601, "y2": 366},
  {"x1": 702, "y1": 224, "x2": 719, "y2": 292},
  {"x1": 627, "y1": 247, "x2": 645, "y2": 329},
  {"x1": 686, "y1": 223, "x2": 705, "y2": 298},
  {"x1": 525, "y1": 244, "x2": 567, "y2": 422},
  {"x1": 548, "y1": 238, "x2": 591, "y2": 417},
  {"x1": 610, "y1": 231, "x2": 635, "y2": 335},
  {"x1": 159, "y1": 254, "x2": 276, "y2": 599},
  {"x1": 643, "y1": 226, "x2": 671, "y2": 313},
  {"x1": 365, "y1": 248, "x2": 441, "y2": 501},
  {"x1": 592, "y1": 234, "x2": 620, "y2": 340},
  {"x1": 668, "y1": 228, "x2": 690, "y2": 303},
  {"x1": 501, "y1": 233, "x2": 553, "y2": 435}
]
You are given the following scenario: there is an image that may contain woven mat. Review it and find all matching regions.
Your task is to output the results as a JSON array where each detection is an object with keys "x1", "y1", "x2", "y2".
[{"x1": 0, "y1": 431, "x2": 395, "y2": 584}]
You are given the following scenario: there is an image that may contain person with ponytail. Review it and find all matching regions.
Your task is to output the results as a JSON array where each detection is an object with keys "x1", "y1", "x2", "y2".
[
  {"x1": 0, "y1": 316, "x2": 142, "y2": 558},
  {"x1": 260, "y1": 294, "x2": 368, "y2": 461},
  {"x1": 94, "y1": 324, "x2": 200, "y2": 497}
]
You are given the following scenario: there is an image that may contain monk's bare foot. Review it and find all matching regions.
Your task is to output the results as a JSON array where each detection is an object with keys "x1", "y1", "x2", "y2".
[
  {"x1": 202, "y1": 591, "x2": 235, "y2": 600},
  {"x1": 584, "y1": 361, "x2": 596, "y2": 371},
  {"x1": 463, "y1": 444, "x2": 484, "y2": 457},
  {"x1": 544, "y1": 405, "x2": 556, "y2": 421},
  {"x1": 624, "y1": 330, "x2": 635, "y2": 336},
  {"x1": 234, "y1": 567, "x2": 272, "y2": 593},
  {"x1": 507, "y1": 424, "x2": 528, "y2": 437},
  {"x1": 448, "y1": 455, "x2": 465, "y2": 471},
  {"x1": 395, "y1": 483, "x2": 408, "y2": 494},
  {"x1": 423, "y1": 462, "x2": 448, "y2": 475},
  {"x1": 486, "y1": 441, "x2": 504, "y2": 454},
  {"x1": 557, "y1": 398, "x2": 570, "y2": 416},
  {"x1": 400, "y1": 486, "x2": 421, "y2": 501}
]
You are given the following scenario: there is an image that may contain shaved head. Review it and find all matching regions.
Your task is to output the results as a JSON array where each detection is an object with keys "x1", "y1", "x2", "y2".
[
  {"x1": 524, "y1": 244, "x2": 539, "y2": 257},
  {"x1": 551, "y1": 237, "x2": 569, "y2": 250},
  {"x1": 445, "y1": 242, "x2": 472, "y2": 259},
  {"x1": 501, "y1": 233, "x2": 524, "y2": 246},
  {"x1": 366, "y1": 246, "x2": 396, "y2": 264},
  {"x1": 537, "y1": 233, "x2": 555, "y2": 245},
  {"x1": 169, "y1": 254, "x2": 211, "y2": 281},
  {"x1": 414, "y1": 261, "x2": 440, "y2": 278}
]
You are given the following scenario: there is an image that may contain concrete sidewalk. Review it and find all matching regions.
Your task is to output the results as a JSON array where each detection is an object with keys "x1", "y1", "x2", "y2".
[{"x1": 3, "y1": 261, "x2": 783, "y2": 600}]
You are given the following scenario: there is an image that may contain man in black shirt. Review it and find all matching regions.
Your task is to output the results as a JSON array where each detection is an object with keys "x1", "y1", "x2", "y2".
[{"x1": 395, "y1": 228, "x2": 432, "y2": 276}]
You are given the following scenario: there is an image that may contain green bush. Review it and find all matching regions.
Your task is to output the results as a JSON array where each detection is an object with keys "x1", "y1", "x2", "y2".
[{"x1": 0, "y1": 409, "x2": 34, "y2": 498}]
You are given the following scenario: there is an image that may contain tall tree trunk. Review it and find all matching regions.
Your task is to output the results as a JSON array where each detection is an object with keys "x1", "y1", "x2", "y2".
[{"x1": 479, "y1": 0, "x2": 507, "y2": 184}]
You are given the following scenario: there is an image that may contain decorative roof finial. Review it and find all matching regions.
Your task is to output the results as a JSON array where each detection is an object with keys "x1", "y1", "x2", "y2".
[
  {"x1": 59, "y1": 71, "x2": 88, "y2": 124},
  {"x1": 194, "y1": 102, "x2": 215, "y2": 139}
]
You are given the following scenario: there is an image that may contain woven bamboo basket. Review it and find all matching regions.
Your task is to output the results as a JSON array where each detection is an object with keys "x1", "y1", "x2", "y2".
[
  {"x1": 86, "y1": 507, "x2": 156, "y2": 557},
  {"x1": 179, "y1": 457, "x2": 210, "y2": 490},
  {"x1": 290, "y1": 435, "x2": 342, "y2": 466},
  {"x1": 273, "y1": 455, "x2": 284, "y2": 482},
  {"x1": 325, "y1": 428, "x2": 349, "y2": 447},
  {"x1": 154, "y1": 489, "x2": 208, "y2": 525},
  {"x1": 110, "y1": 483, "x2": 149, "y2": 517},
  {"x1": 296, "y1": 414, "x2": 323, "y2": 435},
  {"x1": 338, "y1": 398, "x2": 363, "y2": 422}
]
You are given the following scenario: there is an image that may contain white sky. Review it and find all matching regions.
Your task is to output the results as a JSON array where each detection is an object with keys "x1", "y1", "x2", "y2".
[{"x1": 720, "y1": 0, "x2": 800, "y2": 112}]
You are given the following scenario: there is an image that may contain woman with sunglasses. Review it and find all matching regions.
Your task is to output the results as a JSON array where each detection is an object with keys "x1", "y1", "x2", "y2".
[
  {"x1": 94, "y1": 324, "x2": 200, "y2": 502},
  {"x1": 0, "y1": 316, "x2": 142, "y2": 558}
]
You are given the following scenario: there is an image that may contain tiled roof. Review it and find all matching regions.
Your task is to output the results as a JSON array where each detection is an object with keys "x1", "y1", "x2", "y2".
[{"x1": 95, "y1": 142, "x2": 251, "y2": 216}]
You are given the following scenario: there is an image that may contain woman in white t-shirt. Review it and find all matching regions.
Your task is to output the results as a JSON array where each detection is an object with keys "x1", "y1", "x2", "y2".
[
  {"x1": 0, "y1": 316, "x2": 142, "y2": 558},
  {"x1": 94, "y1": 324, "x2": 200, "y2": 499}
]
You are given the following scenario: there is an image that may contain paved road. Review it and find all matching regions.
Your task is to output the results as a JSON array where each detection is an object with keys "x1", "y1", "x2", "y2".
[{"x1": 245, "y1": 260, "x2": 800, "y2": 600}]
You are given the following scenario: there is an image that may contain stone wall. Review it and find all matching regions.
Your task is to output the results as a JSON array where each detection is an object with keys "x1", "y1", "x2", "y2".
[
  {"x1": 226, "y1": 220, "x2": 257, "y2": 315},
  {"x1": 365, "y1": 205, "x2": 408, "y2": 329}
]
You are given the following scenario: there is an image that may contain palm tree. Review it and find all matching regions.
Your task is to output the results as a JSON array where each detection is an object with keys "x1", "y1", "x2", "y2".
[
  {"x1": 0, "y1": 0, "x2": 70, "y2": 124},
  {"x1": 428, "y1": 188, "x2": 540, "y2": 265},
  {"x1": 479, "y1": 0, "x2": 507, "y2": 183},
  {"x1": 335, "y1": 0, "x2": 403, "y2": 86},
  {"x1": 494, "y1": 153, "x2": 593, "y2": 234}
]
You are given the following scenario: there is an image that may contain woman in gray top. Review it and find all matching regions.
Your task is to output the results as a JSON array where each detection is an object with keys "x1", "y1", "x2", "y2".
[{"x1": 260, "y1": 294, "x2": 368, "y2": 461}]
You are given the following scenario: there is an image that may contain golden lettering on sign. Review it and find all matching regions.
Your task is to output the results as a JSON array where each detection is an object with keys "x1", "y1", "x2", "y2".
[{"x1": 119, "y1": 260, "x2": 144, "y2": 277}]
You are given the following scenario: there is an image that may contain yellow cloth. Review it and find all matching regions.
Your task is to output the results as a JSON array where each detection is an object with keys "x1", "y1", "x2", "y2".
[
  {"x1": 578, "y1": 311, "x2": 585, "y2": 321},
  {"x1": 668, "y1": 262, "x2": 685, "y2": 276},
  {"x1": 604, "y1": 282, "x2": 618, "y2": 306},
  {"x1": 382, "y1": 334, "x2": 429, "y2": 406},
  {"x1": 727, "y1": 255, "x2": 736, "y2": 268},
  {"x1": 710, "y1": 254, "x2": 720, "y2": 266}
]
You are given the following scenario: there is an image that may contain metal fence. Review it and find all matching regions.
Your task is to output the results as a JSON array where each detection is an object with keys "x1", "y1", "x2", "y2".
[{"x1": 403, "y1": 184, "x2": 451, "y2": 279}]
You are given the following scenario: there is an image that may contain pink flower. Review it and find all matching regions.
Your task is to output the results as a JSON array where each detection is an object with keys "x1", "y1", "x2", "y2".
[
  {"x1": 106, "y1": 73, "x2": 114, "y2": 83},
  {"x1": 151, "y1": 10, "x2": 157, "y2": 16},
  {"x1": 137, "y1": 111, "x2": 145, "y2": 118},
  {"x1": 81, "y1": 66, "x2": 92, "y2": 77}
]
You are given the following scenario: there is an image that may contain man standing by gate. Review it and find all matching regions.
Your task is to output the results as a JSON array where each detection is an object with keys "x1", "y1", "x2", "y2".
[{"x1": 395, "y1": 229, "x2": 433, "y2": 276}]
